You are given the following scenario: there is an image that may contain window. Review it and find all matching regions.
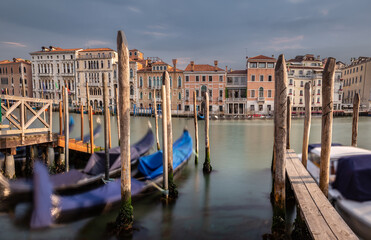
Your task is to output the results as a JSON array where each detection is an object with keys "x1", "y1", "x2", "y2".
[
  {"x1": 149, "y1": 92, "x2": 152, "y2": 99},
  {"x1": 140, "y1": 92, "x2": 143, "y2": 99},
  {"x1": 317, "y1": 89, "x2": 320, "y2": 95},
  {"x1": 300, "y1": 90, "x2": 303, "y2": 96},
  {"x1": 361, "y1": 66, "x2": 363, "y2": 71},
  {"x1": 108, "y1": 60, "x2": 110, "y2": 68},
  {"x1": 178, "y1": 76, "x2": 182, "y2": 88},
  {"x1": 219, "y1": 90, "x2": 223, "y2": 97},
  {"x1": 196, "y1": 76, "x2": 200, "y2": 82},
  {"x1": 317, "y1": 97, "x2": 320, "y2": 103},
  {"x1": 202, "y1": 76, "x2": 206, "y2": 82},
  {"x1": 258, "y1": 63, "x2": 266, "y2": 68},
  {"x1": 250, "y1": 62, "x2": 257, "y2": 68},
  {"x1": 139, "y1": 77, "x2": 143, "y2": 87},
  {"x1": 209, "y1": 76, "x2": 212, "y2": 82},
  {"x1": 289, "y1": 79, "x2": 293, "y2": 85},
  {"x1": 318, "y1": 80, "x2": 321, "y2": 86},
  {"x1": 101, "y1": 61, "x2": 104, "y2": 68},
  {"x1": 360, "y1": 76, "x2": 362, "y2": 82},
  {"x1": 186, "y1": 76, "x2": 189, "y2": 82},
  {"x1": 186, "y1": 89, "x2": 189, "y2": 97},
  {"x1": 268, "y1": 75, "x2": 272, "y2": 82},
  {"x1": 289, "y1": 89, "x2": 292, "y2": 95},
  {"x1": 259, "y1": 75, "x2": 264, "y2": 82},
  {"x1": 299, "y1": 70, "x2": 303, "y2": 75},
  {"x1": 268, "y1": 90, "x2": 272, "y2": 98},
  {"x1": 300, "y1": 81, "x2": 304, "y2": 87},
  {"x1": 251, "y1": 75, "x2": 255, "y2": 81},
  {"x1": 209, "y1": 89, "x2": 212, "y2": 97},
  {"x1": 251, "y1": 90, "x2": 255, "y2": 97},
  {"x1": 196, "y1": 89, "x2": 199, "y2": 97},
  {"x1": 268, "y1": 63, "x2": 274, "y2": 68},
  {"x1": 149, "y1": 77, "x2": 152, "y2": 88},
  {"x1": 178, "y1": 92, "x2": 181, "y2": 100},
  {"x1": 250, "y1": 105, "x2": 255, "y2": 111},
  {"x1": 219, "y1": 76, "x2": 223, "y2": 82},
  {"x1": 259, "y1": 87, "x2": 264, "y2": 98},
  {"x1": 130, "y1": 69, "x2": 133, "y2": 78}
]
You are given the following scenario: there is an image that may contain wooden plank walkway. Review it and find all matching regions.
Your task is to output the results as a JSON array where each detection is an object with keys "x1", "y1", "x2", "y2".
[
  {"x1": 57, "y1": 136, "x2": 95, "y2": 154},
  {"x1": 286, "y1": 149, "x2": 358, "y2": 240}
]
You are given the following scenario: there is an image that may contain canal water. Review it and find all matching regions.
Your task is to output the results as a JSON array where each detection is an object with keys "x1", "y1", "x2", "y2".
[{"x1": 1, "y1": 114, "x2": 371, "y2": 239}]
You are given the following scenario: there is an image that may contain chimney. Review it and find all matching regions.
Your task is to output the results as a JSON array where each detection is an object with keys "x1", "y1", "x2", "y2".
[
  {"x1": 42, "y1": 46, "x2": 47, "y2": 52},
  {"x1": 317, "y1": 55, "x2": 320, "y2": 60},
  {"x1": 190, "y1": 61, "x2": 194, "y2": 72},
  {"x1": 225, "y1": 66, "x2": 228, "y2": 72},
  {"x1": 172, "y1": 59, "x2": 177, "y2": 72},
  {"x1": 214, "y1": 60, "x2": 218, "y2": 71},
  {"x1": 272, "y1": 55, "x2": 274, "y2": 58}
]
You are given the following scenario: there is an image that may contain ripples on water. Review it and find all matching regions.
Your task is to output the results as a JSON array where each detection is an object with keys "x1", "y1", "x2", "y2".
[{"x1": 1, "y1": 114, "x2": 371, "y2": 239}]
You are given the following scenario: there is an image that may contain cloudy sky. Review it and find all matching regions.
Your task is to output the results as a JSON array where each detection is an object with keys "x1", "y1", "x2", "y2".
[{"x1": 1, "y1": 0, "x2": 371, "y2": 69}]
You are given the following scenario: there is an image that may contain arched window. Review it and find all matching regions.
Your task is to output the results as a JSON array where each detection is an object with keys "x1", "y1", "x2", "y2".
[
  {"x1": 148, "y1": 77, "x2": 152, "y2": 88},
  {"x1": 149, "y1": 92, "x2": 152, "y2": 99},
  {"x1": 178, "y1": 76, "x2": 182, "y2": 88},
  {"x1": 157, "y1": 77, "x2": 159, "y2": 87},
  {"x1": 140, "y1": 92, "x2": 143, "y2": 99},
  {"x1": 178, "y1": 92, "x2": 181, "y2": 100},
  {"x1": 259, "y1": 87, "x2": 264, "y2": 98},
  {"x1": 130, "y1": 85, "x2": 134, "y2": 95},
  {"x1": 140, "y1": 77, "x2": 143, "y2": 87}
]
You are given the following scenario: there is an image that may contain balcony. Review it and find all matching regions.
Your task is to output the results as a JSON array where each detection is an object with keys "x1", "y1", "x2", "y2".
[
  {"x1": 226, "y1": 97, "x2": 247, "y2": 103},
  {"x1": 61, "y1": 72, "x2": 75, "y2": 76},
  {"x1": 257, "y1": 97, "x2": 265, "y2": 102},
  {"x1": 218, "y1": 97, "x2": 223, "y2": 102},
  {"x1": 39, "y1": 72, "x2": 53, "y2": 76},
  {"x1": 185, "y1": 96, "x2": 189, "y2": 102},
  {"x1": 78, "y1": 54, "x2": 112, "y2": 59}
]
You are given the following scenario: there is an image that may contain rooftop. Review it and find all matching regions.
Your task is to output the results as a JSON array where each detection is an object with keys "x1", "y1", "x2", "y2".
[{"x1": 184, "y1": 64, "x2": 224, "y2": 72}]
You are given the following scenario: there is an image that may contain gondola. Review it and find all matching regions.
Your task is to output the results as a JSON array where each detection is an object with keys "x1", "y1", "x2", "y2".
[
  {"x1": 30, "y1": 130, "x2": 192, "y2": 229},
  {"x1": 197, "y1": 113, "x2": 205, "y2": 120},
  {"x1": 0, "y1": 128, "x2": 154, "y2": 204},
  {"x1": 303, "y1": 144, "x2": 371, "y2": 239}
]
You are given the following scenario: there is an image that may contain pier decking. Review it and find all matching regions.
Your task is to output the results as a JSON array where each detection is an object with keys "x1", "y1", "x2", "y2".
[
  {"x1": 57, "y1": 136, "x2": 97, "y2": 154},
  {"x1": 286, "y1": 149, "x2": 358, "y2": 240}
]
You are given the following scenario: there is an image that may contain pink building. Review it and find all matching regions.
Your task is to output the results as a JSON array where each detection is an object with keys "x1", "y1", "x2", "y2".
[{"x1": 0, "y1": 58, "x2": 32, "y2": 97}]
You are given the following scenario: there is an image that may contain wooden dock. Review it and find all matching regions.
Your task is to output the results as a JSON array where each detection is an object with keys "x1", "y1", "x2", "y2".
[
  {"x1": 57, "y1": 136, "x2": 97, "y2": 154},
  {"x1": 286, "y1": 149, "x2": 358, "y2": 240}
]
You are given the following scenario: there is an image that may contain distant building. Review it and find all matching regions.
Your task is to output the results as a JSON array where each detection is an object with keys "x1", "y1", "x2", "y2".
[
  {"x1": 184, "y1": 61, "x2": 226, "y2": 114},
  {"x1": 246, "y1": 55, "x2": 276, "y2": 115},
  {"x1": 0, "y1": 58, "x2": 32, "y2": 97},
  {"x1": 76, "y1": 48, "x2": 118, "y2": 108},
  {"x1": 342, "y1": 57, "x2": 371, "y2": 110},
  {"x1": 136, "y1": 57, "x2": 184, "y2": 113},
  {"x1": 226, "y1": 69, "x2": 247, "y2": 115},
  {"x1": 30, "y1": 46, "x2": 82, "y2": 103},
  {"x1": 287, "y1": 54, "x2": 323, "y2": 112}
]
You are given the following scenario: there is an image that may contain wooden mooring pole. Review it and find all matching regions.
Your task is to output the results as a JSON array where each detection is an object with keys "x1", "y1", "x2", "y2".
[
  {"x1": 272, "y1": 54, "x2": 287, "y2": 230},
  {"x1": 89, "y1": 105, "x2": 94, "y2": 153},
  {"x1": 115, "y1": 87, "x2": 121, "y2": 144},
  {"x1": 194, "y1": 91, "x2": 199, "y2": 164},
  {"x1": 203, "y1": 92, "x2": 212, "y2": 173},
  {"x1": 103, "y1": 73, "x2": 110, "y2": 181},
  {"x1": 80, "y1": 104, "x2": 84, "y2": 141},
  {"x1": 301, "y1": 82, "x2": 311, "y2": 168},
  {"x1": 352, "y1": 93, "x2": 360, "y2": 147},
  {"x1": 153, "y1": 89, "x2": 160, "y2": 150},
  {"x1": 161, "y1": 84, "x2": 169, "y2": 199},
  {"x1": 59, "y1": 101, "x2": 63, "y2": 135},
  {"x1": 286, "y1": 96, "x2": 291, "y2": 149},
  {"x1": 163, "y1": 71, "x2": 177, "y2": 198},
  {"x1": 115, "y1": 30, "x2": 133, "y2": 232},
  {"x1": 319, "y1": 57, "x2": 335, "y2": 197},
  {"x1": 64, "y1": 87, "x2": 69, "y2": 172}
]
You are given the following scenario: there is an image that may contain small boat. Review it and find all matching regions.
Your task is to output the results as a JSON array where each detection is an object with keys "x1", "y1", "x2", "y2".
[
  {"x1": 0, "y1": 129, "x2": 154, "y2": 203},
  {"x1": 305, "y1": 144, "x2": 371, "y2": 239},
  {"x1": 197, "y1": 113, "x2": 205, "y2": 120},
  {"x1": 30, "y1": 130, "x2": 193, "y2": 228}
]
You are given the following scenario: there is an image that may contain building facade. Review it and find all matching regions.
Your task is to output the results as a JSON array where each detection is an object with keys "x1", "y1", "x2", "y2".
[
  {"x1": 183, "y1": 61, "x2": 226, "y2": 114},
  {"x1": 226, "y1": 69, "x2": 247, "y2": 115},
  {"x1": 0, "y1": 58, "x2": 32, "y2": 97},
  {"x1": 246, "y1": 55, "x2": 276, "y2": 115},
  {"x1": 30, "y1": 46, "x2": 82, "y2": 103},
  {"x1": 76, "y1": 48, "x2": 118, "y2": 108},
  {"x1": 342, "y1": 57, "x2": 371, "y2": 110}
]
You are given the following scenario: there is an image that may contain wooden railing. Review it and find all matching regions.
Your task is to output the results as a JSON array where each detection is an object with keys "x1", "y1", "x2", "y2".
[{"x1": 0, "y1": 95, "x2": 55, "y2": 144}]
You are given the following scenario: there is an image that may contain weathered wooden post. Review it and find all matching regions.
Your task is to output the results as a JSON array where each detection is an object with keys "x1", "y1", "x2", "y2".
[
  {"x1": 114, "y1": 30, "x2": 133, "y2": 232},
  {"x1": 5, "y1": 88, "x2": 10, "y2": 109},
  {"x1": 59, "y1": 101, "x2": 63, "y2": 135},
  {"x1": 319, "y1": 57, "x2": 335, "y2": 197},
  {"x1": 89, "y1": 105, "x2": 94, "y2": 153},
  {"x1": 286, "y1": 96, "x2": 291, "y2": 149},
  {"x1": 153, "y1": 89, "x2": 161, "y2": 150},
  {"x1": 80, "y1": 104, "x2": 84, "y2": 141},
  {"x1": 161, "y1": 84, "x2": 169, "y2": 199},
  {"x1": 103, "y1": 73, "x2": 110, "y2": 181},
  {"x1": 163, "y1": 71, "x2": 177, "y2": 198},
  {"x1": 272, "y1": 54, "x2": 287, "y2": 230},
  {"x1": 352, "y1": 93, "x2": 360, "y2": 147},
  {"x1": 301, "y1": 82, "x2": 311, "y2": 168},
  {"x1": 108, "y1": 109, "x2": 112, "y2": 149},
  {"x1": 64, "y1": 87, "x2": 69, "y2": 172},
  {"x1": 203, "y1": 92, "x2": 212, "y2": 173},
  {"x1": 194, "y1": 91, "x2": 199, "y2": 164},
  {"x1": 115, "y1": 87, "x2": 121, "y2": 144}
]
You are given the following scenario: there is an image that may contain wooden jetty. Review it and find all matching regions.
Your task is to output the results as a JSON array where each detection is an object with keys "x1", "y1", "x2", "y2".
[{"x1": 286, "y1": 149, "x2": 357, "y2": 240}]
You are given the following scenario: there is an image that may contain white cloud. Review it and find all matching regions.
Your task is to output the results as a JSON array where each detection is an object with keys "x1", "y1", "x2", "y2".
[
  {"x1": 2, "y1": 41, "x2": 26, "y2": 47},
  {"x1": 268, "y1": 35, "x2": 305, "y2": 51},
  {"x1": 320, "y1": 9, "x2": 329, "y2": 16},
  {"x1": 140, "y1": 31, "x2": 171, "y2": 38},
  {"x1": 287, "y1": 0, "x2": 305, "y2": 3},
  {"x1": 128, "y1": 6, "x2": 141, "y2": 13},
  {"x1": 84, "y1": 40, "x2": 110, "y2": 47}
]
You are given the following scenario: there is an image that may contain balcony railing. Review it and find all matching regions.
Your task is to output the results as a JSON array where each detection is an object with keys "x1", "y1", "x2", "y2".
[
  {"x1": 39, "y1": 72, "x2": 53, "y2": 76},
  {"x1": 78, "y1": 54, "x2": 112, "y2": 59},
  {"x1": 257, "y1": 97, "x2": 265, "y2": 102},
  {"x1": 61, "y1": 72, "x2": 75, "y2": 76}
]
